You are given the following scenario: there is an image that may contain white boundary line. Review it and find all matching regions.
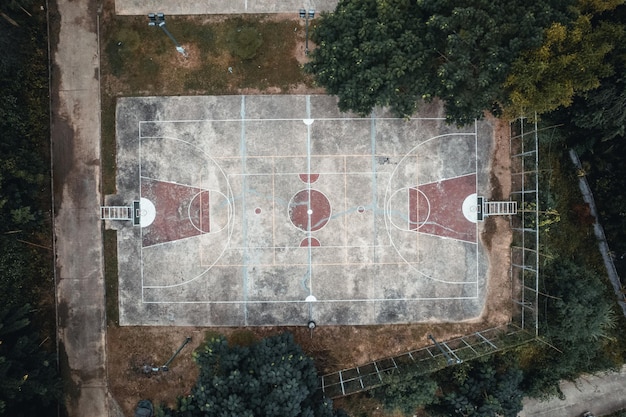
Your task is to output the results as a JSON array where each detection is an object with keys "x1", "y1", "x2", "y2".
[
  {"x1": 139, "y1": 116, "x2": 447, "y2": 124},
  {"x1": 475, "y1": 120, "x2": 480, "y2": 299},
  {"x1": 140, "y1": 296, "x2": 480, "y2": 304},
  {"x1": 240, "y1": 96, "x2": 249, "y2": 324},
  {"x1": 135, "y1": 111, "x2": 482, "y2": 305}
]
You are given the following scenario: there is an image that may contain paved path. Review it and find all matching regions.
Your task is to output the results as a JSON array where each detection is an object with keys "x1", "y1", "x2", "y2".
[
  {"x1": 50, "y1": 0, "x2": 108, "y2": 415},
  {"x1": 115, "y1": 0, "x2": 338, "y2": 15},
  {"x1": 520, "y1": 365, "x2": 626, "y2": 417}
]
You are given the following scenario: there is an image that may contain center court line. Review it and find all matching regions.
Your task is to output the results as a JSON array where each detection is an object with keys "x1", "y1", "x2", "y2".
[
  {"x1": 240, "y1": 96, "x2": 249, "y2": 325},
  {"x1": 305, "y1": 95, "x2": 314, "y2": 299},
  {"x1": 370, "y1": 111, "x2": 378, "y2": 262},
  {"x1": 475, "y1": 120, "x2": 480, "y2": 298},
  {"x1": 139, "y1": 125, "x2": 145, "y2": 302},
  {"x1": 139, "y1": 116, "x2": 449, "y2": 125}
]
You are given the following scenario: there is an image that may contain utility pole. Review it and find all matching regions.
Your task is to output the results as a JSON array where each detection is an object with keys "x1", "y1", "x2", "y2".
[{"x1": 148, "y1": 12, "x2": 187, "y2": 57}]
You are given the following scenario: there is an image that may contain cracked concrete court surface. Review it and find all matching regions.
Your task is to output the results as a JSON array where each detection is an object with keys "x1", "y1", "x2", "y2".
[{"x1": 107, "y1": 95, "x2": 494, "y2": 327}]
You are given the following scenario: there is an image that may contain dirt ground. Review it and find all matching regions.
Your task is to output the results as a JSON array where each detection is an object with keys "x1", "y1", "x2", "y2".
[{"x1": 103, "y1": 11, "x2": 514, "y2": 416}]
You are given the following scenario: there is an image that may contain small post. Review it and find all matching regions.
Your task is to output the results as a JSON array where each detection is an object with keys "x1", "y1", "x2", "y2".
[
  {"x1": 308, "y1": 320, "x2": 316, "y2": 339},
  {"x1": 299, "y1": 9, "x2": 315, "y2": 55}
]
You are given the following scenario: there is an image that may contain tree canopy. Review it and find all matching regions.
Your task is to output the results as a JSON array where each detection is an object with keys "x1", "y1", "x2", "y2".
[
  {"x1": 504, "y1": 12, "x2": 623, "y2": 116},
  {"x1": 0, "y1": 9, "x2": 49, "y2": 232},
  {"x1": 307, "y1": 0, "x2": 575, "y2": 124},
  {"x1": 0, "y1": 8, "x2": 60, "y2": 416},
  {"x1": 425, "y1": 356, "x2": 524, "y2": 417},
  {"x1": 374, "y1": 372, "x2": 438, "y2": 415},
  {"x1": 162, "y1": 332, "x2": 344, "y2": 417}
]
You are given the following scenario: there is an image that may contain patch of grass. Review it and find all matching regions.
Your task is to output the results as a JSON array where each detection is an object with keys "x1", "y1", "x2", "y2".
[
  {"x1": 540, "y1": 149, "x2": 601, "y2": 264},
  {"x1": 101, "y1": 15, "x2": 309, "y2": 96},
  {"x1": 173, "y1": 19, "x2": 216, "y2": 52},
  {"x1": 228, "y1": 26, "x2": 263, "y2": 60},
  {"x1": 104, "y1": 229, "x2": 119, "y2": 326},
  {"x1": 101, "y1": 92, "x2": 117, "y2": 196},
  {"x1": 105, "y1": 26, "x2": 142, "y2": 77}
]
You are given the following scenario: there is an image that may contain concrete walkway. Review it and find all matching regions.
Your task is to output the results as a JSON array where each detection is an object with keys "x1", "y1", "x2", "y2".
[
  {"x1": 49, "y1": 0, "x2": 108, "y2": 415},
  {"x1": 520, "y1": 365, "x2": 626, "y2": 416},
  {"x1": 115, "y1": 0, "x2": 338, "y2": 15}
]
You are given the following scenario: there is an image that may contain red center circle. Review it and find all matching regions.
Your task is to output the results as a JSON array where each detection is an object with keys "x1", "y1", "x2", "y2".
[{"x1": 288, "y1": 189, "x2": 331, "y2": 232}]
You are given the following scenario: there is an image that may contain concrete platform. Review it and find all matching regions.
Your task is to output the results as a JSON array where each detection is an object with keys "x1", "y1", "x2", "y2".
[{"x1": 109, "y1": 95, "x2": 494, "y2": 326}]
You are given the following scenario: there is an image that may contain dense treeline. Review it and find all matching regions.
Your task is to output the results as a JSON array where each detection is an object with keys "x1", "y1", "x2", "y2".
[
  {"x1": 0, "y1": 2, "x2": 61, "y2": 416},
  {"x1": 372, "y1": 258, "x2": 621, "y2": 416},
  {"x1": 307, "y1": 0, "x2": 624, "y2": 124},
  {"x1": 546, "y1": 4, "x2": 626, "y2": 279}
]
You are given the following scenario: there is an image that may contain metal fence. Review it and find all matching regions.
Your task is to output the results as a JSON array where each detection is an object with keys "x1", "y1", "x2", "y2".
[
  {"x1": 319, "y1": 324, "x2": 535, "y2": 398},
  {"x1": 509, "y1": 117, "x2": 540, "y2": 337}
]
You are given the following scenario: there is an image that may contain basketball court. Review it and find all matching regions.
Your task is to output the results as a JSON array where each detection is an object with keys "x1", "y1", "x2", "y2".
[{"x1": 109, "y1": 95, "x2": 494, "y2": 326}]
